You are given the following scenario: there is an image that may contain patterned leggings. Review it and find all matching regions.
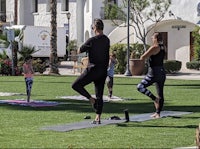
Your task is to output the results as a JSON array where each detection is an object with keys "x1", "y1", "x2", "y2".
[
  {"x1": 137, "y1": 68, "x2": 166, "y2": 114},
  {"x1": 25, "y1": 78, "x2": 33, "y2": 96}
]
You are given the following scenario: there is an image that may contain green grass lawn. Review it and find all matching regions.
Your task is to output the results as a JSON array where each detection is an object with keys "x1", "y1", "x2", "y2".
[{"x1": 0, "y1": 75, "x2": 199, "y2": 148}]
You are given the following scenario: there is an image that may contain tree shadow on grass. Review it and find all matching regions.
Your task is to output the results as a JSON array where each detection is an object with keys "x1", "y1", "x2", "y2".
[
  {"x1": 116, "y1": 123, "x2": 197, "y2": 129},
  {"x1": 165, "y1": 84, "x2": 200, "y2": 87},
  {"x1": 1, "y1": 98, "x2": 200, "y2": 115}
]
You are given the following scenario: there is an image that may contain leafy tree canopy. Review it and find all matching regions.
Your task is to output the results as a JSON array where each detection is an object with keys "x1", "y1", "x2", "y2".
[{"x1": 104, "y1": 0, "x2": 171, "y2": 50}]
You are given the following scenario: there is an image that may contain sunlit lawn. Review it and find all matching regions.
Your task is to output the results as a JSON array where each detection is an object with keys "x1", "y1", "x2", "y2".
[{"x1": 0, "y1": 75, "x2": 199, "y2": 148}]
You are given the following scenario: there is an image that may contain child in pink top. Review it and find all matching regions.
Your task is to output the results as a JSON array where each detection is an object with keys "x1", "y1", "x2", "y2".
[{"x1": 23, "y1": 56, "x2": 34, "y2": 102}]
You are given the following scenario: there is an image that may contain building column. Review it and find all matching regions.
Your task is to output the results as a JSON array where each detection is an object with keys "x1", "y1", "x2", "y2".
[
  {"x1": 76, "y1": 0, "x2": 84, "y2": 46},
  {"x1": 17, "y1": 0, "x2": 24, "y2": 25}
]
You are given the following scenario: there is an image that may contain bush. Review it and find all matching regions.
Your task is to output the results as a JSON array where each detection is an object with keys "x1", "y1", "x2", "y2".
[
  {"x1": 110, "y1": 44, "x2": 127, "y2": 74},
  {"x1": 32, "y1": 59, "x2": 46, "y2": 73},
  {"x1": 110, "y1": 43, "x2": 148, "y2": 74},
  {"x1": 0, "y1": 59, "x2": 22, "y2": 76},
  {"x1": 130, "y1": 43, "x2": 148, "y2": 59},
  {"x1": 192, "y1": 26, "x2": 200, "y2": 61},
  {"x1": 18, "y1": 58, "x2": 47, "y2": 74},
  {"x1": 164, "y1": 60, "x2": 182, "y2": 73},
  {"x1": 0, "y1": 59, "x2": 12, "y2": 75},
  {"x1": 186, "y1": 61, "x2": 200, "y2": 70}
]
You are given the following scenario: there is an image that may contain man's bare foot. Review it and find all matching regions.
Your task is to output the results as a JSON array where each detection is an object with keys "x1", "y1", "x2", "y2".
[
  {"x1": 89, "y1": 97, "x2": 97, "y2": 111},
  {"x1": 89, "y1": 97, "x2": 96, "y2": 104},
  {"x1": 150, "y1": 113, "x2": 160, "y2": 118},
  {"x1": 91, "y1": 114, "x2": 101, "y2": 124},
  {"x1": 95, "y1": 114, "x2": 100, "y2": 121},
  {"x1": 154, "y1": 97, "x2": 160, "y2": 110}
]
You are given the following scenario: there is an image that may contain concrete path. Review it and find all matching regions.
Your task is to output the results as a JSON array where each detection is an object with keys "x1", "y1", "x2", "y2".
[{"x1": 44, "y1": 61, "x2": 200, "y2": 80}]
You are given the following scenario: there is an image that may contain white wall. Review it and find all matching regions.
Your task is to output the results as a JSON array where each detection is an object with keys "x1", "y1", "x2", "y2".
[
  {"x1": 168, "y1": 0, "x2": 200, "y2": 24},
  {"x1": 6, "y1": 0, "x2": 14, "y2": 24},
  {"x1": 176, "y1": 46, "x2": 190, "y2": 70},
  {"x1": 18, "y1": 0, "x2": 34, "y2": 25},
  {"x1": 32, "y1": 1, "x2": 77, "y2": 41}
]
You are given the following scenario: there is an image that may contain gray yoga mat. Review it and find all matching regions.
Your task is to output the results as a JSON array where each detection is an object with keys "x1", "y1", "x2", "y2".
[
  {"x1": 41, "y1": 111, "x2": 192, "y2": 132},
  {"x1": 41, "y1": 119, "x2": 125, "y2": 132},
  {"x1": 129, "y1": 111, "x2": 192, "y2": 122}
]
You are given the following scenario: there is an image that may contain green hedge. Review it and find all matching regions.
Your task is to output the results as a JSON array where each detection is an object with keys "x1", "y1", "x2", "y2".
[
  {"x1": 186, "y1": 61, "x2": 200, "y2": 70},
  {"x1": 164, "y1": 60, "x2": 182, "y2": 74}
]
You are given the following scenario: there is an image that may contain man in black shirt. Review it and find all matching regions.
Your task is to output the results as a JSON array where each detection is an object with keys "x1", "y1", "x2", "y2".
[{"x1": 72, "y1": 19, "x2": 110, "y2": 124}]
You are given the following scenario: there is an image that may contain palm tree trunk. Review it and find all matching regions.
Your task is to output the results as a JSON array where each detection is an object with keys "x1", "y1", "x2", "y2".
[
  {"x1": 49, "y1": 0, "x2": 59, "y2": 74},
  {"x1": 12, "y1": 0, "x2": 18, "y2": 75}
]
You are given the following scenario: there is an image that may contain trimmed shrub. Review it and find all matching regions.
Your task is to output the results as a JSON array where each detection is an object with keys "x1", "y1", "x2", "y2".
[
  {"x1": 164, "y1": 60, "x2": 182, "y2": 73},
  {"x1": 186, "y1": 61, "x2": 200, "y2": 70}
]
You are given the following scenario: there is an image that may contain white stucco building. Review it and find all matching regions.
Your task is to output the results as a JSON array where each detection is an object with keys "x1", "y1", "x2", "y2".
[{"x1": 1, "y1": 0, "x2": 200, "y2": 69}]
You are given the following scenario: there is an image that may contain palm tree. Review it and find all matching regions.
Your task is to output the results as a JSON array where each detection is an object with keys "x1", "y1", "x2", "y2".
[
  {"x1": 18, "y1": 45, "x2": 37, "y2": 61},
  {"x1": 49, "y1": 0, "x2": 59, "y2": 74}
]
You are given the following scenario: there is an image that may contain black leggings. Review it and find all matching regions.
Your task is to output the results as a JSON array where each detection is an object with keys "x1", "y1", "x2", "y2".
[
  {"x1": 72, "y1": 66, "x2": 107, "y2": 114},
  {"x1": 137, "y1": 67, "x2": 166, "y2": 114}
]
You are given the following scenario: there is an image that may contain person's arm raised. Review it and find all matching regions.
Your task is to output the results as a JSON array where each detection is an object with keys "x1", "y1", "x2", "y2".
[{"x1": 140, "y1": 46, "x2": 159, "y2": 60}]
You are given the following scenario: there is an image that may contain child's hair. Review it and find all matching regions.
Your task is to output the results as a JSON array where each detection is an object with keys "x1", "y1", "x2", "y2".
[
  {"x1": 110, "y1": 52, "x2": 116, "y2": 58},
  {"x1": 25, "y1": 55, "x2": 32, "y2": 62}
]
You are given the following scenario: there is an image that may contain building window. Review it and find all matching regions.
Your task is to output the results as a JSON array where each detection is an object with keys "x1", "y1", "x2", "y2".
[
  {"x1": 32, "y1": 0, "x2": 38, "y2": 13},
  {"x1": 61, "y1": 0, "x2": 69, "y2": 11},
  {"x1": 0, "y1": 0, "x2": 6, "y2": 12},
  {"x1": 0, "y1": 0, "x2": 6, "y2": 22},
  {"x1": 46, "y1": 0, "x2": 50, "y2": 12},
  {"x1": 197, "y1": 2, "x2": 200, "y2": 16}
]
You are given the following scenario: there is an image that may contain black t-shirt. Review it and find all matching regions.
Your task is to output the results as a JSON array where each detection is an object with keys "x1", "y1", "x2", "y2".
[
  {"x1": 149, "y1": 44, "x2": 165, "y2": 67},
  {"x1": 80, "y1": 34, "x2": 110, "y2": 68}
]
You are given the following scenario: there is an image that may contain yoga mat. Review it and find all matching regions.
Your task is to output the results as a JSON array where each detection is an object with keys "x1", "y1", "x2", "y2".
[
  {"x1": 41, "y1": 119, "x2": 126, "y2": 132},
  {"x1": 57, "y1": 95, "x2": 124, "y2": 102},
  {"x1": 41, "y1": 111, "x2": 192, "y2": 132},
  {"x1": 0, "y1": 99, "x2": 60, "y2": 107},
  {"x1": 0, "y1": 92, "x2": 24, "y2": 96},
  {"x1": 129, "y1": 111, "x2": 192, "y2": 122},
  {"x1": 174, "y1": 146, "x2": 198, "y2": 149}
]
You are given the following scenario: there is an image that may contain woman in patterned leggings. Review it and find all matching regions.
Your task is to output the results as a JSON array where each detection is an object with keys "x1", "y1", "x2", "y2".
[{"x1": 137, "y1": 32, "x2": 166, "y2": 118}]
